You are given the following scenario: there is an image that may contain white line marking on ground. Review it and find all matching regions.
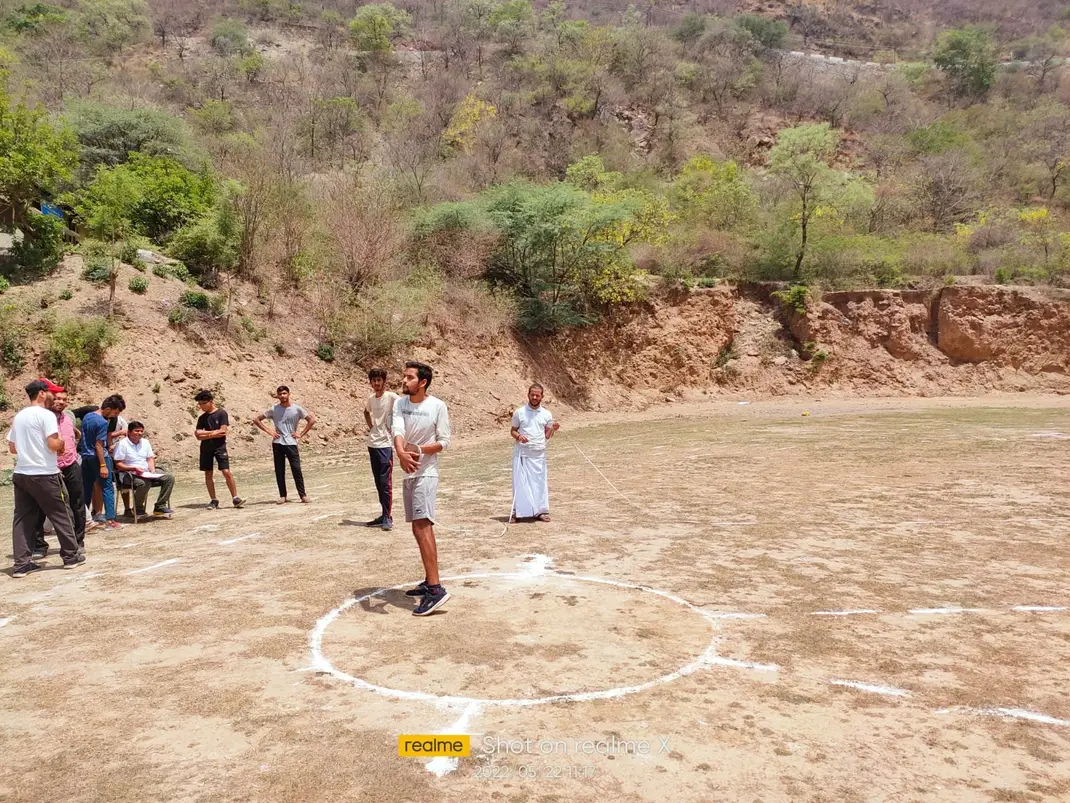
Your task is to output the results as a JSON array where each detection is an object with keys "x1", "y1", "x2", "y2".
[
  {"x1": 120, "y1": 543, "x2": 139, "y2": 549},
  {"x1": 935, "y1": 707, "x2": 1070, "y2": 727},
  {"x1": 1029, "y1": 432, "x2": 1070, "y2": 439},
  {"x1": 310, "y1": 514, "x2": 334, "y2": 522},
  {"x1": 704, "y1": 612, "x2": 767, "y2": 620},
  {"x1": 218, "y1": 532, "x2": 262, "y2": 545},
  {"x1": 310, "y1": 559, "x2": 726, "y2": 706},
  {"x1": 812, "y1": 609, "x2": 881, "y2": 616},
  {"x1": 0, "y1": 617, "x2": 13, "y2": 628},
  {"x1": 1012, "y1": 605, "x2": 1069, "y2": 612},
  {"x1": 705, "y1": 656, "x2": 779, "y2": 673},
  {"x1": 830, "y1": 680, "x2": 910, "y2": 697},
  {"x1": 190, "y1": 525, "x2": 219, "y2": 533},
  {"x1": 425, "y1": 702, "x2": 482, "y2": 777},
  {"x1": 908, "y1": 607, "x2": 987, "y2": 615},
  {"x1": 126, "y1": 558, "x2": 181, "y2": 575}
]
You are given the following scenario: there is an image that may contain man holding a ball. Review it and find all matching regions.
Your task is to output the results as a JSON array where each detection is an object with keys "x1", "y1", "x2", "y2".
[{"x1": 393, "y1": 361, "x2": 453, "y2": 616}]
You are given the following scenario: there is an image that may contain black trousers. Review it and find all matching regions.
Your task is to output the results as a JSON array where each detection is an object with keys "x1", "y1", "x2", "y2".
[
  {"x1": 368, "y1": 447, "x2": 393, "y2": 519},
  {"x1": 12, "y1": 473, "x2": 79, "y2": 569},
  {"x1": 33, "y1": 461, "x2": 86, "y2": 553},
  {"x1": 273, "y1": 443, "x2": 306, "y2": 499}
]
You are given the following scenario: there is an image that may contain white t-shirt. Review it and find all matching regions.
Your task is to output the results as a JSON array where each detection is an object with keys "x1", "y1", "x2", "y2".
[
  {"x1": 366, "y1": 391, "x2": 399, "y2": 449},
  {"x1": 7, "y1": 405, "x2": 60, "y2": 476},
  {"x1": 113, "y1": 438, "x2": 155, "y2": 472},
  {"x1": 512, "y1": 404, "x2": 554, "y2": 455},
  {"x1": 391, "y1": 395, "x2": 451, "y2": 478}
]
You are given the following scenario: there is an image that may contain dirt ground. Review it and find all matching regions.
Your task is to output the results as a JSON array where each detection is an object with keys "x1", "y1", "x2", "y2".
[{"x1": 2, "y1": 397, "x2": 1070, "y2": 802}]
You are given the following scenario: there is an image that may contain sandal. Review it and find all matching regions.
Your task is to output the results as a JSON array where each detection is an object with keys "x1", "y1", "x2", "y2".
[{"x1": 535, "y1": 513, "x2": 551, "y2": 522}]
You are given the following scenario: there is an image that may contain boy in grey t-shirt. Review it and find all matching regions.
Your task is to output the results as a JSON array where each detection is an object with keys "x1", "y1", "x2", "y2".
[{"x1": 254, "y1": 385, "x2": 317, "y2": 503}]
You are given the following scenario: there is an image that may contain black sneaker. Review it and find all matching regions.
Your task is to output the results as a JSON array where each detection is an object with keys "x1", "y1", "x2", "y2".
[
  {"x1": 31, "y1": 545, "x2": 48, "y2": 560},
  {"x1": 232, "y1": 497, "x2": 245, "y2": 508},
  {"x1": 413, "y1": 586, "x2": 451, "y2": 616},
  {"x1": 63, "y1": 554, "x2": 87, "y2": 570},
  {"x1": 365, "y1": 516, "x2": 384, "y2": 527},
  {"x1": 135, "y1": 508, "x2": 148, "y2": 518},
  {"x1": 12, "y1": 562, "x2": 43, "y2": 578},
  {"x1": 206, "y1": 499, "x2": 220, "y2": 510},
  {"x1": 405, "y1": 581, "x2": 430, "y2": 597}
]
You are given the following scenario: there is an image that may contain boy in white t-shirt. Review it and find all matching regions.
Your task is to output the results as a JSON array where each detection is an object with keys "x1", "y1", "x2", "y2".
[
  {"x1": 6, "y1": 379, "x2": 83, "y2": 576},
  {"x1": 363, "y1": 368, "x2": 398, "y2": 530}
]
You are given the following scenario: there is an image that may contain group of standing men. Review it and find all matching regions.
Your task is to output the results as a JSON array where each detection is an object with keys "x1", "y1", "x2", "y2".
[
  {"x1": 6, "y1": 380, "x2": 178, "y2": 577},
  {"x1": 7, "y1": 363, "x2": 560, "y2": 623}
]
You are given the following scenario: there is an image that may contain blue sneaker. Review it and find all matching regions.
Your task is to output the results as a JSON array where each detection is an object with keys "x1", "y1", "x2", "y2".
[
  {"x1": 381, "y1": 517, "x2": 393, "y2": 531},
  {"x1": 413, "y1": 586, "x2": 451, "y2": 616},
  {"x1": 12, "y1": 562, "x2": 43, "y2": 578},
  {"x1": 405, "y1": 581, "x2": 430, "y2": 597}
]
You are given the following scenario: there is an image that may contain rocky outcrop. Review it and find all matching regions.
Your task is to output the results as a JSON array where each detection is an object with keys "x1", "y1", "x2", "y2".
[{"x1": 937, "y1": 286, "x2": 1070, "y2": 373}]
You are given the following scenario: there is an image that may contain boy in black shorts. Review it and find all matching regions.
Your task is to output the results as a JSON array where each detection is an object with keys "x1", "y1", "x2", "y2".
[{"x1": 194, "y1": 389, "x2": 244, "y2": 509}]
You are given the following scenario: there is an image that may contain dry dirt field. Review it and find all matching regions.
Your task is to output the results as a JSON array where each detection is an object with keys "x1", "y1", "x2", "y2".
[{"x1": 2, "y1": 397, "x2": 1070, "y2": 802}]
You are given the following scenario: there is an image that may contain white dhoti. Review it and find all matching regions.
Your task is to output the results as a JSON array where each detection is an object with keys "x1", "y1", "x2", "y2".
[{"x1": 512, "y1": 446, "x2": 549, "y2": 518}]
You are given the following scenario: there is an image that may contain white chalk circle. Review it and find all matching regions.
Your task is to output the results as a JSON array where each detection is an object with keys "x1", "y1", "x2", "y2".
[{"x1": 309, "y1": 556, "x2": 722, "y2": 708}]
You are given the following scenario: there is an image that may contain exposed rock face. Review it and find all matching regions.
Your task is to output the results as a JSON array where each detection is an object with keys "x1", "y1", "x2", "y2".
[{"x1": 937, "y1": 286, "x2": 1070, "y2": 373}]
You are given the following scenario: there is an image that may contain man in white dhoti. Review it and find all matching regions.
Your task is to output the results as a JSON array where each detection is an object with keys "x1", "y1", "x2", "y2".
[{"x1": 510, "y1": 384, "x2": 560, "y2": 523}]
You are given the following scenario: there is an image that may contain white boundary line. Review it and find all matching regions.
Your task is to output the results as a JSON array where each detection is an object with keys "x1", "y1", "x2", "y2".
[
  {"x1": 830, "y1": 679, "x2": 910, "y2": 697},
  {"x1": 934, "y1": 707, "x2": 1070, "y2": 727},
  {"x1": 126, "y1": 558, "x2": 181, "y2": 576},
  {"x1": 309, "y1": 556, "x2": 727, "y2": 708},
  {"x1": 219, "y1": 532, "x2": 261, "y2": 545}
]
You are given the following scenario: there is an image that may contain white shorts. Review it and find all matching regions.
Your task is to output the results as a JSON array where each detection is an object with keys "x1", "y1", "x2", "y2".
[{"x1": 403, "y1": 476, "x2": 438, "y2": 523}]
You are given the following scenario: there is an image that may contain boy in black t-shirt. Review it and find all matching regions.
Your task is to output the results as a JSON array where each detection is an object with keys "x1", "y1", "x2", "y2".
[{"x1": 193, "y1": 389, "x2": 244, "y2": 509}]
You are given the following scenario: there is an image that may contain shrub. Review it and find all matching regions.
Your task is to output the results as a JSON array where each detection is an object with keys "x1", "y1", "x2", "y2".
[
  {"x1": 208, "y1": 293, "x2": 226, "y2": 317},
  {"x1": 128, "y1": 275, "x2": 148, "y2": 294},
  {"x1": 180, "y1": 289, "x2": 209, "y2": 309},
  {"x1": 168, "y1": 306, "x2": 191, "y2": 327},
  {"x1": 210, "y1": 18, "x2": 252, "y2": 55},
  {"x1": 772, "y1": 284, "x2": 810, "y2": 315},
  {"x1": 167, "y1": 208, "x2": 238, "y2": 279},
  {"x1": 42, "y1": 316, "x2": 117, "y2": 387},
  {"x1": 3, "y1": 214, "x2": 66, "y2": 279},
  {"x1": 0, "y1": 276, "x2": 8, "y2": 294},
  {"x1": 81, "y1": 255, "x2": 112, "y2": 284},
  {"x1": 315, "y1": 343, "x2": 335, "y2": 361},
  {"x1": 59, "y1": 288, "x2": 73, "y2": 300}
]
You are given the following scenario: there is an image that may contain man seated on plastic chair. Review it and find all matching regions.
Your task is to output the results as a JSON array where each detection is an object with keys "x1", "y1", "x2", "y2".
[{"x1": 112, "y1": 421, "x2": 175, "y2": 521}]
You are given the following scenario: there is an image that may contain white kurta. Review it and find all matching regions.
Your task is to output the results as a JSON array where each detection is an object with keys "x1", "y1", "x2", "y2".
[{"x1": 511, "y1": 404, "x2": 553, "y2": 518}]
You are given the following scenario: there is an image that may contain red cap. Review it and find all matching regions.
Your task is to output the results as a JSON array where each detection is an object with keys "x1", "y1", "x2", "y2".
[{"x1": 38, "y1": 377, "x2": 65, "y2": 393}]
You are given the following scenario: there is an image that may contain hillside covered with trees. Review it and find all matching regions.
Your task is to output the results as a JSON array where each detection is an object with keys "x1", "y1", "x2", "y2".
[{"x1": 2, "y1": 0, "x2": 1070, "y2": 390}]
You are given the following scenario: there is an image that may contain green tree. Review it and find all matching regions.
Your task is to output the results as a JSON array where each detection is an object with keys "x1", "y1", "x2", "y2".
[
  {"x1": 768, "y1": 123, "x2": 841, "y2": 280},
  {"x1": 71, "y1": 153, "x2": 217, "y2": 242},
  {"x1": 76, "y1": 0, "x2": 149, "y2": 55},
  {"x1": 733, "y1": 13, "x2": 787, "y2": 51},
  {"x1": 348, "y1": 3, "x2": 411, "y2": 52},
  {"x1": 66, "y1": 102, "x2": 197, "y2": 175},
  {"x1": 0, "y1": 78, "x2": 79, "y2": 276},
  {"x1": 670, "y1": 155, "x2": 756, "y2": 230},
  {"x1": 932, "y1": 26, "x2": 998, "y2": 101},
  {"x1": 75, "y1": 165, "x2": 140, "y2": 315},
  {"x1": 476, "y1": 181, "x2": 657, "y2": 331}
]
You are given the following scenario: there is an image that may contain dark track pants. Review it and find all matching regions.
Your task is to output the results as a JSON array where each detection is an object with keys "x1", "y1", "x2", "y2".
[
  {"x1": 33, "y1": 462, "x2": 86, "y2": 554},
  {"x1": 273, "y1": 443, "x2": 306, "y2": 499},
  {"x1": 368, "y1": 447, "x2": 393, "y2": 520},
  {"x1": 12, "y1": 473, "x2": 79, "y2": 570}
]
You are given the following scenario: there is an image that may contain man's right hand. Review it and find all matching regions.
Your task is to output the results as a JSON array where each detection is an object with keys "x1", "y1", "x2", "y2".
[
  {"x1": 99, "y1": 465, "x2": 109, "y2": 478},
  {"x1": 516, "y1": 434, "x2": 529, "y2": 443},
  {"x1": 398, "y1": 449, "x2": 419, "y2": 474}
]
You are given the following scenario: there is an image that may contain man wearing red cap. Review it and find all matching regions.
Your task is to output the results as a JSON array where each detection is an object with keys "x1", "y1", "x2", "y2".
[
  {"x1": 29, "y1": 380, "x2": 87, "y2": 560},
  {"x1": 6, "y1": 379, "x2": 83, "y2": 577}
]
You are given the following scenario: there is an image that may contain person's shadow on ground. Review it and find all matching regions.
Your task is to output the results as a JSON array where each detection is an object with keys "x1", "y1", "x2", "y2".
[{"x1": 352, "y1": 587, "x2": 413, "y2": 614}]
